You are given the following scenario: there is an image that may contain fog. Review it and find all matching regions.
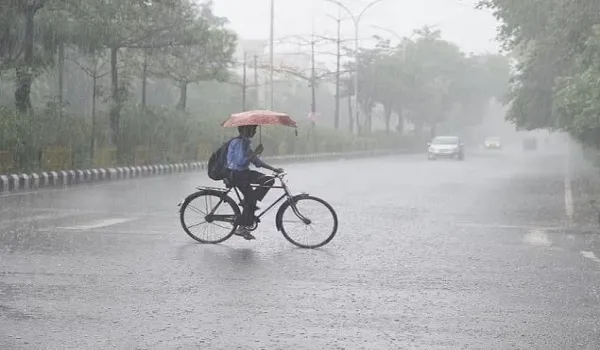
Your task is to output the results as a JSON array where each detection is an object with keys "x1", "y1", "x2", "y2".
[{"x1": 2, "y1": 0, "x2": 600, "y2": 348}]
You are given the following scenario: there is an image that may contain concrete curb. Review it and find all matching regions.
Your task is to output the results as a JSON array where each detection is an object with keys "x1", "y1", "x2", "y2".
[{"x1": 0, "y1": 149, "x2": 405, "y2": 194}]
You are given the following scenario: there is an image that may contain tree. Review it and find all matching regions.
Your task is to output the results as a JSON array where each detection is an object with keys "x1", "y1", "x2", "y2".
[
  {"x1": 478, "y1": 0, "x2": 600, "y2": 146},
  {"x1": 351, "y1": 26, "x2": 510, "y2": 136},
  {"x1": 0, "y1": 3, "x2": 23, "y2": 71},
  {"x1": 343, "y1": 37, "x2": 399, "y2": 132},
  {"x1": 5, "y1": 0, "x2": 55, "y2": 113},
  {"x1": 152, "y1": 2, "x2": 237, "y2": 111},
  {"x1": 554, "y1": 25, "x2": 600, "y2": 148},
  {"x1": 343, "y1": 45, "x2": 384, "y2": 133},
  {"x1": 63, "y1": 0, "x2": 200, "y2": 147},
  {"x1": 69, "y1": 48, "x2": 115, "y2": 158}
]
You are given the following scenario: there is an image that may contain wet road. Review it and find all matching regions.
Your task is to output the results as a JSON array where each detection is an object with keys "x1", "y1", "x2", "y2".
[{"x1": 2, "y1": 145, "x2": 600, "y2": 349}]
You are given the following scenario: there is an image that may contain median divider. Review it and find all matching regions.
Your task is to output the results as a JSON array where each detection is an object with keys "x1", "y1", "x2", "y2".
[{"x1": 0, "y1": 149, "x2": 406, "y2": 194}]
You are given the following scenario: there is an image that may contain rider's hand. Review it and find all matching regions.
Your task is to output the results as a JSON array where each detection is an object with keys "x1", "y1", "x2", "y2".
[
  {"x1": 274, "y1": 168, "x2": 284, "y2": 174},
  {"x1": 254, "y1": 144, "x2": 264, "y2": 155}
]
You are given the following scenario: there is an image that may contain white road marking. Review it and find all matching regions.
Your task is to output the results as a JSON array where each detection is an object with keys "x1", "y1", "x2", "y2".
[
  {"x1": 581, "y1": 251, "x2": 600, "y2": 264},
  {"x1": 23, "y1": 207, "x2": 174, "y2": 219},
  {"x1": 56, "y1": 218, "x2": 133, "y2": 230},
  {"x1": 0, "y1": 212, "x2": 83, "y2": 225},
  {"x1": 454, "y1": 222, "x2": 562, "y2": 231},
  {"x1": 37, "y1": 227, "x2": 167, "y2": 235},
  {"x1": 523, "y1": 229, "x2": 552, "y2": 246},
  {"x1": 565, "y1": 155, "x2": 574, "y2": 222}
]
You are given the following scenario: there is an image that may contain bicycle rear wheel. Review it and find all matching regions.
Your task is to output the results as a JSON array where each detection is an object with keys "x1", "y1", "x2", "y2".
[
  {"x1": 180, "y1": 191, "x2": 240, "y2": 244},
  {"x1": 277, "y1": 195, "x2": 338, "y2": 248}
]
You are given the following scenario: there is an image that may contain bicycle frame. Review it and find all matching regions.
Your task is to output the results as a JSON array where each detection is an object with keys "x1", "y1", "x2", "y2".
[{"x1": 200, "y1": 173, "x2": 311, "y2": 225}]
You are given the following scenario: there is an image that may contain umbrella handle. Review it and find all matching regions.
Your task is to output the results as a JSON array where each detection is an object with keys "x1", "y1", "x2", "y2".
[{"x1": 259, "y1": 126, "x2": 262, "y2": 144}]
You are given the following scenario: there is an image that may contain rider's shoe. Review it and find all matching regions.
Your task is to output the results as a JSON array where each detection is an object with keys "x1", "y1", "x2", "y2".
[{"x1": 234, "y1": 226, "x2": 256, "y2": 240}]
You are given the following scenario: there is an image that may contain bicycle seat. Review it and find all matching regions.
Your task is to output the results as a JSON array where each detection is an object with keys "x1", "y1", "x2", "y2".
[{"x1": 223, "y1": 178, "x2": 233, "y2": 188}]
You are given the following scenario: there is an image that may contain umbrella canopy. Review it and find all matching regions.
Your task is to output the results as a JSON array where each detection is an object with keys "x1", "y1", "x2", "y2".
[{"x1": 221, "y1": 110, "x2": 297, "y2": 128}]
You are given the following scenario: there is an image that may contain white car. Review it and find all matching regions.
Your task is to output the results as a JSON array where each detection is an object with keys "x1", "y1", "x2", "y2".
[
  {"x1": 427, "y1": 136, "x2": 465, "y2": 160},
  {"x1": 484, "y1": 136, "x2": 502, "y2": 149}
]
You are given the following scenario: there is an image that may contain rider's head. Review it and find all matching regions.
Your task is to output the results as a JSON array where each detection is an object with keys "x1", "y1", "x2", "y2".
[{"x1": 238, "y1": 125, "x2": 258, "y2": 138}]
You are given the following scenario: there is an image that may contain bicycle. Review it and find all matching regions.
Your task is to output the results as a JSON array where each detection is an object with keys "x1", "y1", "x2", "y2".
[{"x1": 178, "y1": 172, "x2": 338, "y2": 248}]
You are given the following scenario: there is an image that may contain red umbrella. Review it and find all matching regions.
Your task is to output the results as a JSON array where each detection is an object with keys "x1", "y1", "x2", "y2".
[{"x1": 221, "y1": 110, "x2": 297, "y2": 128}]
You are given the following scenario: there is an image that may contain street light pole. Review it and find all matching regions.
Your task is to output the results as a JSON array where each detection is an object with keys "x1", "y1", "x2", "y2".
[
  {"x1": 242, "y1": 52, "x2": 247, "y2": 111},
  {"x1": 269, "y1": 0, "x2": 275, "y2": 110},
  {"x1": 325, "y1": 0, "x2": 387, "y2": 134},
  {"x1": 253, "y1": 54, "x2": 259, "y2": 108},
  {"x1": 310, "y1": 38, "x2": 316, "y2": 116},
  {"x1": 334, "y1": 15, "x2": 341, "y2": 129},
  {"x1": 326, "y1": 11, "x2": 350, "y2": 130},
  {"x1": 310, "y1": 14, "x2": 316, "y2": 123},
  {"x1": 353, "y1": 24, "x2": 359, "y2": 133}
]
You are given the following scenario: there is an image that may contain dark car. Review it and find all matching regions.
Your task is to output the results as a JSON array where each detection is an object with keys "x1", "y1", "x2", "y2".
[{"x1": 427, "y1": 136, "x2": 465, "y2": 161}]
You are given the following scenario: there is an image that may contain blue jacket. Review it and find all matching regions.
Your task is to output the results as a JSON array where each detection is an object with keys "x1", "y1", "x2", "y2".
[{"x1": 226, "y1": 137, "x2": 265, "y2": 171}]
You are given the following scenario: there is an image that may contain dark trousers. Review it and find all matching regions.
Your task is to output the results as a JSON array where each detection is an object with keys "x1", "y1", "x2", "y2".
[{"x1": 230, "y1": 170, "x2": 275, "y2": 226}]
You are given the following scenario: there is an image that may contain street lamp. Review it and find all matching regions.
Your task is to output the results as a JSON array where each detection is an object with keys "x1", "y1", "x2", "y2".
[
  {"x1": 326, "y1": 11, "x2": 343, "y2": 130},
  {"x1": 325, "y1": 0, "x2": 388, "y2": 134},
  {"x1": 269, "y1": 0, "x2": 275, "y2": 110}
]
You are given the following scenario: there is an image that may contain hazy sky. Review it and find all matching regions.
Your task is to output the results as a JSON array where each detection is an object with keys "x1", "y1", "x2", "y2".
[{"x1": 213, "y1": 0, "x2": 501, "y2": 55}]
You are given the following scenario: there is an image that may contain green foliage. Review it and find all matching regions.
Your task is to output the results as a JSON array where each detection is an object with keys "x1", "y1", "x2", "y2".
[
  {"x1": 149, "y1": 2, "x2": 237, "y2": 110},
  {"x1": 553, "y1": 25, "x2": 600, "y2": 148},
  {"x1": 0, "y1": 0, "x2": 451, "y2": 173},
  {"x1": 52, "y1": 0, "x2": 231, "y2": 141},
  {"x1": 0, "y1": 103, "x2": 90, "y2": 171},
  {"x1": 349, "y1": 26, "x2": 510, "y2": 134},
  {"x1": 152, "y1": 3, "x2": 237, "y2": 85},
  {"x1": 0, "y1": 105, "x2": 409, "y2": 173},
  {"x1": 480, "y1": 0, "x2": 600, "y2": 147},
  {"x1": 62, "y1": 0, "x2": 197, "y2": 51}
]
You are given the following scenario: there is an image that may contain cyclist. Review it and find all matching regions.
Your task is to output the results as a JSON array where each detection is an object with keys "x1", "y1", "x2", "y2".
[{"x1": 227, "y1": 125, "x2": 283, "y2": 240}]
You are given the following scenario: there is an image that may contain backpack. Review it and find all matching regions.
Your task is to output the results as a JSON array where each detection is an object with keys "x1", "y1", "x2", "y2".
[{"x1": 207, "y1": 137, "x2": 238, "y2": 180}]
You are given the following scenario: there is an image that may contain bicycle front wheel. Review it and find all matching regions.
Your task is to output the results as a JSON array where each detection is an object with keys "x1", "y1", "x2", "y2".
[
  {"x1": 277, "y1": 195, "x2": 338, "y2": 248},
  {"x1": 180, "y1": 191, "x2": 240, "y2": 244}
]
